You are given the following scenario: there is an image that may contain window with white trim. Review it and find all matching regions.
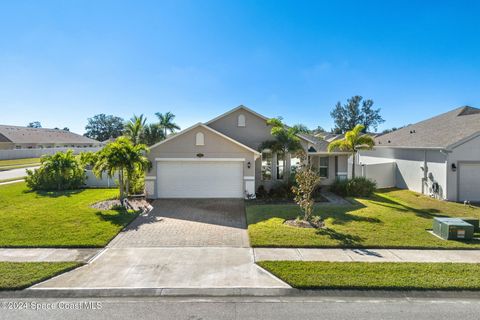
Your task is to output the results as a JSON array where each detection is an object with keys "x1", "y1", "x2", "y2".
[
  {"x1": 195, "y1": 132, "x2": 205, "y2": 146},
  {"x1": 276, "y1": 153, "x2": 284, "y2": 179},
  {"x1": 319, "y1": 157, "x2": 329, "y2": 178},
  {"x1": 290, "y1": 156, "x2": 301, "y2": 174},
  {"x1": 261, "y1": 151, "x2": 272, "y2": 180},
  {"x1": 237, "y1": 114, "x2": 246, "y2": 127}
]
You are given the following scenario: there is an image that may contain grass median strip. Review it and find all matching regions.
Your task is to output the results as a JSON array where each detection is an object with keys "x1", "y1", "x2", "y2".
[
  {"x1": 0, "y1": 158, "x2": 40, "y2": 171},
  {"x1": 0, "y1": 262, "x2": 81, "y2": 290},
  {"x1": 0, "y1": 177, "x2": 26, "y2": 183},
  {"x1": 258, "y1": 261, "x2": 480, "y2": 290}
]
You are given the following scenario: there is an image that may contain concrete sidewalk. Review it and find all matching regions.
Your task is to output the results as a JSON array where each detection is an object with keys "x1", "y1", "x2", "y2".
[
  {"x1": 253, "y1": 248, "x2": 480, "y2": 263},
  {"x1": 0, "y1": 248, "x2": 99, "y2": 263}
]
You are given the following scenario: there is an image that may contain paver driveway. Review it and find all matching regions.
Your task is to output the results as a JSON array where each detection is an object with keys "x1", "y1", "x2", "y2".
[{"x1": 108, "y1": 199, "x2": 250, "y2": 248}]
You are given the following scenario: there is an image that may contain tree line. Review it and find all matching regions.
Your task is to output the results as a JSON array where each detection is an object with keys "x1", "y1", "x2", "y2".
[{"x1": 82, "y1": 112, "x2": 180, "y2": 145}]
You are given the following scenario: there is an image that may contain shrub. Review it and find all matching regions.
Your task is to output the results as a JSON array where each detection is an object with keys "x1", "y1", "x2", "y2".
[
  {"x1": 256, "y1": 185, "x2": 268, "y2": 199},
  {"x1": 292, "y1": 166, "x2": 321, "y2": 221},
  {"x1": 269, "y1": 181, "x2": 295, "y2": 199},
  {"x1": 26, "y1": 151, "x2": 86, "y2": 191},
  {"x1": 331, "y1": 177, "x2": 376, "y2": 197}
]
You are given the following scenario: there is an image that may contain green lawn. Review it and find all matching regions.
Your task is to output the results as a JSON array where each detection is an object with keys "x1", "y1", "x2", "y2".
[
  {"x1": 0, "y1": 158, "x2": 40, "y2": 171},
  {"x1": 247, "y1": 189, "x2": 480, "y2": 249},
  {"x1": 0, "y1": 262, "x2": 81, "y2": 290},
  {"x1": 259, "y1": 261, "x2": 480, "y2": 290},
  {"x1": 0, "y1": 182, "x2": 138, "y2": 247}
]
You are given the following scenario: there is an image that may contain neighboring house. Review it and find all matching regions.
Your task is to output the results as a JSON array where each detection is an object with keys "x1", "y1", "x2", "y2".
[
  {"x1": 358, "y1": 106, "x2": 480, "y2": 202},
  {"x1": 0, "y1": 125, "x2": 101, "y2": 150},
  {"x1": 145, "y1": 105, "x2": 350, "y2": 199}
]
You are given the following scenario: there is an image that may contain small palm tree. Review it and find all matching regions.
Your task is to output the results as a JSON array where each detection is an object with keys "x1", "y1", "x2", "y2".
[
  {"x1": 93, "y1": 137, "x2": 151, "y2": 201},
  {"x1": 327, "y1": 124, "x2": 375, "y2": 178},
  {"x1": 259, "y1": 118, "x2": 304, "y2": 180},
  {"x1": 124, "y1": 114, "x2": 146, "y2": 145},
  {"x1": 155, "y1": 111, "x2": 180, "y2": 137}
]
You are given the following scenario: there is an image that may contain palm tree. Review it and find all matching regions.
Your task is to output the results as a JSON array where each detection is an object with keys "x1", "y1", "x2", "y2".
[
  {"x1": 155, "y1": 111, "x2": 180, "y2": 137},
  {"x1": 327, "y1": 124, "x2": 375, "y2": 178},
  {"x1": 29, "y1": 150, "x2": 84, "y2": 190},
  {"x1": 143, "y1": 123, "x2": 165, "y2": 146},
  {"x1": 93, "y1": 137, "x2": 151, "y2": 201},
  {"x1": 124, "y1": 114, "x2": 146, "y2": 145},
  {"x1": 259, "y1": 118, "x2": 304, "y2": 180}
]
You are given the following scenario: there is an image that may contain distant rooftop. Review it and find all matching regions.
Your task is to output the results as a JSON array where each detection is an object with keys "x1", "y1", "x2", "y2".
[
  {"x1": 375, "y1": 106, "x2": 480, "y2": 149},
  {"x1": 0, "y1": 125, "x2": 100, "y2": 145}
]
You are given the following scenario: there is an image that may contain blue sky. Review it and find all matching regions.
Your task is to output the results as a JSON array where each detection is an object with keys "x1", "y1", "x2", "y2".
[{"x1": 1, "y1": 0, "x2": 479, "y2": 134}]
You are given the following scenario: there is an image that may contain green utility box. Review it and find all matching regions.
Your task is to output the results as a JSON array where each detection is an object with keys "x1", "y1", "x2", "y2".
[
  {"x1": 433, "y1": 218, "x2": 474, "y2": 240},
  {"x1": 459, "y1": 217, "x2": 480, "y2": 232}
]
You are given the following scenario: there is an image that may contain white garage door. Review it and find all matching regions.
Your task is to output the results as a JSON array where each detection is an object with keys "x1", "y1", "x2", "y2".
[
  {"x1": 459, "y1": 163, "x2": 480, "y2": 202},
  {"x1": 157, "y1": 160, "x2": 244, "y2": 198}
]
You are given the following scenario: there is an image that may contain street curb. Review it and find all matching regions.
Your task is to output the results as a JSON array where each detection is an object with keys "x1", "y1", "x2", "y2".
[{"x1": 1, "y1": 288, "x2": 480, "y2": 299}]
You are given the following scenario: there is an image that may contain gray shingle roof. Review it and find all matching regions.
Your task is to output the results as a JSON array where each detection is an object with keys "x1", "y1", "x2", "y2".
[
  {"x1": 0, "y1": 125, "x2": 100, "y2": 145},
  {"x1": 375, "y1": 106, "x2": 480, "y2": 149}
]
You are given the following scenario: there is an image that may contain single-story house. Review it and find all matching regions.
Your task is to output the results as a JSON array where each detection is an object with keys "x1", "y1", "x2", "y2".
[
  {"x1": 358, "y1": 106, "x2": 480, "y2": 202},
  {"x1": 145, "y1": 105, "x2": 350, "y2": 199},
  {"x1": 0, "y1": 125, "x2": 101, "y2": 150}
]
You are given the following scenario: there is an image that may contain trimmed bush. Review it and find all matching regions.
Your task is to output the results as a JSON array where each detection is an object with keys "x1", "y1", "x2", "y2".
[
  {"x1": 25, "y1": 151, "x2": 86, "y2": 191},
  {"x1": 331, "y1": 177, "x2": 376, "y2": 197}
]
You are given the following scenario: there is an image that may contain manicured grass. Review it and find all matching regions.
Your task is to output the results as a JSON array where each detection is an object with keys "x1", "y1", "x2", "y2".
[
  {"x1": 0, "y1": 262, "x2": 81, "y2": 290},
  {"x1": 247, "y1": 189, "x2": 480, "y2": 249},
  {"x1": 0, "y1": 158, "x2": 40, "y2": 171},
  {"x1": 258, "y1": 261, "x2": 480, "y2": 290},
  {"x1": 0, "y1": 182, "x2": 138, "y2": 247}
]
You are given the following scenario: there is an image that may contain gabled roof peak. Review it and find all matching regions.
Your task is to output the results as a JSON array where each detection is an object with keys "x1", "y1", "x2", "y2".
[{"x1": 457, "y1": 106, "x2": 480, "y2": 116}]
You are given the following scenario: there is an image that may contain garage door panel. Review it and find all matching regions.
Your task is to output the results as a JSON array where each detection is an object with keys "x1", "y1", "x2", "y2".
[
  {"x1": 157, "y1": 161, "x2": 243, "y2": 198},
  {"x1": 459, "y1": 163, "x2": 480, "y2": 202}
]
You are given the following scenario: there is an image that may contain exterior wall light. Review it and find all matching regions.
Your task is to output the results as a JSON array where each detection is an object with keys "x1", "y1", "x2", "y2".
[
  {"x1": 247, "y1": 161, "x2": 251, "y2": 169},
  {"x1": 451, "y1": 163, "x2": 457, "y2": 172}
]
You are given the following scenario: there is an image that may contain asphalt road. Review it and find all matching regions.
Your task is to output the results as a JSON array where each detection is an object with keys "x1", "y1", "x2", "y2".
[
  {"x1": 0, "y1": 166, "x2": 38, "y2": 181},
  {"x1": 1, "y1": 296, "x2": 479, "y2": 320}
]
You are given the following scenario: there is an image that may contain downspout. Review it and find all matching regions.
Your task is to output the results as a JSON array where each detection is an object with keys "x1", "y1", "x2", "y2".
[{"x1": 422, "y1": 150, "x2": 427, "y2": 195}]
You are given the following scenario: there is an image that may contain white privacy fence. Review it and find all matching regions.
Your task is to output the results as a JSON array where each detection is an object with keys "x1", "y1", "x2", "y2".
[
  {"x1": 0, "y1": 147, "x2": 102, "y2": 160},
  {"x1": 348, "y1": 161, "x2": 396, "y2": 189},
  {"x1": 84, "y1": 170, "x2": 118, "y2": 188}
]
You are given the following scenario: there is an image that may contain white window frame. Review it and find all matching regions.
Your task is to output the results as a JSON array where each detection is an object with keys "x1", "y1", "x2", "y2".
[
  {"x1": 261, "y1": 151, "x2": 272, "y2": 181},
  {"x1": 319, "y1": 156, "x2": 329, "y2": 178},
  {"x1": 195, "y1": 132, "x2": 205, "y2": 146}
]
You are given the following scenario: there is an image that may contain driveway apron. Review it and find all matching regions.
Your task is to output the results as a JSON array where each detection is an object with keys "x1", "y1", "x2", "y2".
[{"x1": 32, "y1": 199, "x2": 288, "y2": 290}]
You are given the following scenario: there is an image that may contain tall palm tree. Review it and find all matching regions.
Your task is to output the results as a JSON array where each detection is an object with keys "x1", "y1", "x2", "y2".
[
  {"x1": 155, "y1": 111, "x2": 180, "y2": 137},
  {"x1": 143, "y1": 123, "x2": 165, "y2": 146},
  {"x1": 259, "y1": 118, "x2": 304, "y2": 181},
  {"x1": 93, "y1": 137, "x2": 151, "y2": 201},
  {"x1": 327, "y1": 124, "x2": 375, "y2": 178},
  {"x1": 124, "y1": 114, "x2": 146, "y2": 145}
]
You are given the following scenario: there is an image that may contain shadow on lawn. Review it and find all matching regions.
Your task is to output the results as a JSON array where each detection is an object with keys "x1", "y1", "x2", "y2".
[
  {"x1": 95, "y1": 208, "x2": 138, "y2": 227},
  {"x1": 24, "y1": 188, "x2": 85, "y2": 198},
  {"x1": 369, "y1": 192, "x2": 447, "y2": 219},
  {"x1": 315, "y1": 227, "x2": 364, "y2": 246}
]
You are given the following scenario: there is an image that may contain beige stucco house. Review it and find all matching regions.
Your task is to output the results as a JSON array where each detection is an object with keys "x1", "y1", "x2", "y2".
[
  {"x1": 358, "y1": 106, "x2": 480, "y2": 202},
  {"x1": 145, "y1": 105, "x2": 349, "y2": 199}
]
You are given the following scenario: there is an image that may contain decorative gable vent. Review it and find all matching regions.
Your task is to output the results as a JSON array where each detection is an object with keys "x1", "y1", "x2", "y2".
[
  {"x1": 195, "y1": 132, "x2": 205, "y2": 146},
  {"x1": 237, "y1": 114, "x2": 246, "y2": 127}
]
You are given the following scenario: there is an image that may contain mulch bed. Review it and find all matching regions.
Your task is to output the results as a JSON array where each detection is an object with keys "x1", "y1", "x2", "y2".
[{"x1": 91, "y1": 198, "x2": 152, "y2": 212}]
